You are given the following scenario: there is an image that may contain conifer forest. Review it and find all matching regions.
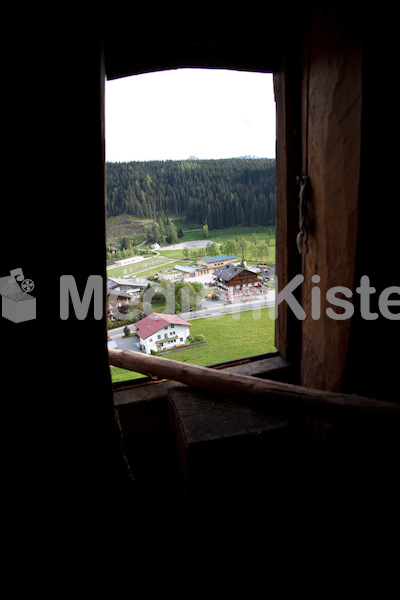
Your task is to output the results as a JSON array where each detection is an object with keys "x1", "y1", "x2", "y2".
[{"x1": 106, "y1": 158, "x2": 275, "y2": 229}]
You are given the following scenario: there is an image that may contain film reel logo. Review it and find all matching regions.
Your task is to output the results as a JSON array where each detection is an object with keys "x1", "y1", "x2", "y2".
[
  {"x1": 21, "y1": 278, "x2": 35, "y2": 294},
  {"x1": 1, "y1": 268, "x2": 36, "y2": 323}
]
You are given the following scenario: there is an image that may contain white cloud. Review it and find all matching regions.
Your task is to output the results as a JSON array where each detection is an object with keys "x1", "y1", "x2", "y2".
[{"x1": 105, "y1": 68, "x2": 275, "y2": 162}]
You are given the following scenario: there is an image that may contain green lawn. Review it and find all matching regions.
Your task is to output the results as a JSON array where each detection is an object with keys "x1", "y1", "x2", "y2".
[
  {"x1": 107, "y1": 224, "x2": 276, "y2": 270},
  {"x1": 206, "y1": 225, "x2": 274, "y2": 244},
  {"x1": 107, "y1": 256, "x2": 177, "y2": 278},
  {"x1": 110, "y1": 307, "x2": 276, "y2": 383},
  {"x1": 160, "y1": 225, "x2": 276, "y2": 263}
]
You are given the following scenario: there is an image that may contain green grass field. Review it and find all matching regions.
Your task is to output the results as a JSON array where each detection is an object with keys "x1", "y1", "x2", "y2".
[
  {"x1": 106, "y1": 222, "x2": 276, "y2": 277},
  {"x1": 110, "y1": 307, "x2": 276, "y2": 383},
  {"x1": 107, "y1": 257, "x2": 178, "y2": 278},
  {"x1": 205, "y1": 224, "x2": 274, "y2": 244},
  {"x1": 160, "y1": 225, "x2": 276, "y2": 263}
]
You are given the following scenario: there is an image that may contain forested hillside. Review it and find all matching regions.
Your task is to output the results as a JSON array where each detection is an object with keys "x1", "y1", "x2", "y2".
[{"x1": 106, "y1": 158, "x2": 275, "y2": 229}]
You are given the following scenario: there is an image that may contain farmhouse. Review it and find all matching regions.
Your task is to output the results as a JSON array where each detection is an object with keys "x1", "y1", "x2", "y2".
[
  {"x1": 157, "y1": 270, "x2": 183, "y2": 282},
  {"x1": 159, "y1": 265, "x2": 197, "y2": 282},
  {"x1": 196, "y1": 254, "x2": 237, "y2": 269},
  {"x1": 133, "y1": 313, "x2": 192, "y2": 353},
  {"x1": 107, "y1": 289, "x2": 132, "y2": 321},
  {"x1": 213, "y1": 263, "x2": 263, "y2": 301},
  {"x1": 106, "y1": 277, "x2": 145, "y2": 320},
  {"x1": 107, "y1": 276, "x2": 144, "y2": 294}
]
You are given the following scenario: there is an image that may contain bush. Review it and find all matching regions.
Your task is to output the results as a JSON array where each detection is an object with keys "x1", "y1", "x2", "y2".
[{"x1": 188, "y1": 334, "x2": 206, "y2": 344}]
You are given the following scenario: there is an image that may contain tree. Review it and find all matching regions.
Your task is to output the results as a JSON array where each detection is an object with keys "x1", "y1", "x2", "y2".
[
  {"x1": 151, "y1": 221, "x2": 162, "y2": 244},
  {"x1": 106, "y1": 159, "x2": 276, "y2": 229},
  {"x1": 121, "y1": 236, "x2": 131, "y2": 250},
  {"x1": 166, "y1": 220, "x2": 178, "y2": 244},
  {"x1": 175, "y1": 281, "x2": 202, "y2": 312},
  {"x1": 259, "y1": 243, "x2": 269, "y2": 263},
  {"x1": 203, "y1": 222, "x2": 209, "y2": 239},
  {"x1": 236, "y1": 236, "x2": 248, "y2": 267},
  {"x1": 209, "y1": 242, "x2": 219, "y2": 256},
  {"x1": 191, "y1": 281, "x2": 204, "y2": 294},
  {"x1": 224, "y1": 239, "x2": 237, "y2": 256}
]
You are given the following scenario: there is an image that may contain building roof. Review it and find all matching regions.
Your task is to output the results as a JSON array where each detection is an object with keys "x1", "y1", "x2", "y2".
[
  {"x1": 198, "y1": 254, "x2": 237, "y2": 264},
  {"x1": 214, "y1": 264, "x2": 245, "y2": 281},
  {"x1": 107, "y1": 289, "x2": 132, "y2": 300},
  {"x1": 133, "y1": 312, "x2": 192, "y2": 340},
  {"x1": 107, "y1": 276, "x2": 147, "y2": 289},
  {"x1": 174, "y1": 265, "x2": 196, "y2": 274},
  {"x1": 214, "y1": 264, "x2": 262, "y2": 283}
]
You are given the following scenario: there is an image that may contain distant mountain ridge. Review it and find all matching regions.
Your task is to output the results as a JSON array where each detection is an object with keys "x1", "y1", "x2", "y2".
[
  {"x1": 237, "y1": 155, "x2": 264, "y2": 159},
  {"x1": 106, "y1": 157, "x2": 276, "y2": 229}
]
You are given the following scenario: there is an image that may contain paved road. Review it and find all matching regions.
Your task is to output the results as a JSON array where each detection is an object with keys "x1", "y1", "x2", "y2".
[
  {"x1": 108, "y1": 291, "x2": 276, "y2": 350},
  {"x1": 180, "y1": 291, "x2": 275, "y2": 320}
]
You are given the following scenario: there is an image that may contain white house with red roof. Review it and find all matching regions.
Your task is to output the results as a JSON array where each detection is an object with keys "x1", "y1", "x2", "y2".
[{"x1": 133, "y1": 313, "x2": 192, "y2": 354}]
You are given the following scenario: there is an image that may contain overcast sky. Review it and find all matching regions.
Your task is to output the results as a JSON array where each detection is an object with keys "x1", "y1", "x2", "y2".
[{"x1": 105, "y1": 69, "x2": 275, "y2": 162}]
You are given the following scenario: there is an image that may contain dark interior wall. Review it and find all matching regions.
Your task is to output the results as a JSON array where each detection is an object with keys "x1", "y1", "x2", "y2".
[
  {"x1": 1, "y1": 22, "x2": 122, "y2": 561},
  {"x1": 342, "y1": 18, "x2": 400, "y2": 400},
  {"x1": 104, "y1": 6, "x2": 301, "y2": 79}
]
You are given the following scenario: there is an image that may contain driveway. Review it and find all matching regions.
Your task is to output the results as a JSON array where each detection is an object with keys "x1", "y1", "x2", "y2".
[{"x1": 108, "y1": 328, "x2": 144, "y2": 352}]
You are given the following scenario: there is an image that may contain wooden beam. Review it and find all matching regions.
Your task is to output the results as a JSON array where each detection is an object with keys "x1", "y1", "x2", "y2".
[{"x1": 108, "y1": 349, "x2": 399, "y2": 422}]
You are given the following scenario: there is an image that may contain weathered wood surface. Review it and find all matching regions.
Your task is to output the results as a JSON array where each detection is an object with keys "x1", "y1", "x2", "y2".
[
  {"x1": 299, "y1": 4, "x2": 363, "y2": 391},
  {"x1": 108, "y1": 349, "x2": 399, "y2": 421},
  {"x1": 168, "y1": 386, "x2": 292, "y2": 496},
  {"x1": 112, "y1": 355, "x2": 291, "y2": 406}
]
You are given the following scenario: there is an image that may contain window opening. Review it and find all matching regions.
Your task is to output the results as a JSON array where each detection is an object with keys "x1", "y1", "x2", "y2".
[{"x1": 105, "y1": 68, "x2": 277, "y2": 384}]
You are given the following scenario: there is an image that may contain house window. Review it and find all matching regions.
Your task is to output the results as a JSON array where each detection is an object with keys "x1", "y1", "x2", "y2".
[{"x1": 157, "y1": 335, "x2": 161, "y2": 340}]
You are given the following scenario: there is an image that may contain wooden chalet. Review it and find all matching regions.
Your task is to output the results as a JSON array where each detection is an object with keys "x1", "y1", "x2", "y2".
[{"x1": 213, "y1": 263, "x2": 263, "y2": 301}]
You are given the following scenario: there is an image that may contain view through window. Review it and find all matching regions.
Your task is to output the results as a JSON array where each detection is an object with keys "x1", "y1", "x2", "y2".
[{"x1": 105, "y1": 69, "x2": 277, "y2": 383}]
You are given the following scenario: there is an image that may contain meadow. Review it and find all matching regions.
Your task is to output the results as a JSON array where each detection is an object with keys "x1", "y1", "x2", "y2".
[
  {"x1": 160, "y1": 225, "x2": 276, "y2": 263},
  {"x1": 110, "y1": 307, "x2": 276, "y2": 383},
  {"x1": 106, "y1": 222, "x2": 276, "y2": 278},
  {"x1": 107, "y1": 256, "x2": 178, "y2": 279}
]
